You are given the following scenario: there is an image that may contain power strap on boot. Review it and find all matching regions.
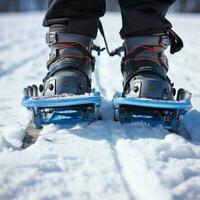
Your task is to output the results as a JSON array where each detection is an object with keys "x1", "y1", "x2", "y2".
[{"x1": 97, "y1": 19, "x2": 183, "y2": 57}]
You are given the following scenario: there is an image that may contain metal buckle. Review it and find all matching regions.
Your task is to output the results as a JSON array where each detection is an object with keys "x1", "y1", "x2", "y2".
[
  {"x1": 47, "y1": 49, "x2": 59, "y2": 69},
  {"x1": 49, "y1": 49, "x2": 58, "y2": 59},
  {"x1": 46, "y1": 32, "x2": 57, "y2": 45}
]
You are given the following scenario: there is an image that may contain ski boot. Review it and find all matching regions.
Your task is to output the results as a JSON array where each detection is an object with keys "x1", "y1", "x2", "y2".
[
  {"x1": 113, "y1": 33, "x2": 192, "y2": 138},
  {"x1": 23, "y1": 25, "x2": 101, "y2": 128}
]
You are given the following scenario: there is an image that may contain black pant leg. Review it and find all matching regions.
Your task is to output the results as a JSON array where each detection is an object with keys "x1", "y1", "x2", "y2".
[
  {"x1": 43, "y1": 0, "x2": 106, "y2": 38},
  {"x1": 118, "y1": 0, "x2": 176, "y2": 38}
]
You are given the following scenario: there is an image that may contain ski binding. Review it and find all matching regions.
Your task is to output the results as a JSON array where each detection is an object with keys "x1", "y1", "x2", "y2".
[
  {"x1": 22, "y1": 91, "x2": 101, "y2": 128},
  {"x1": 113, "y1": 89, "x2": 192, "y2": 136}
]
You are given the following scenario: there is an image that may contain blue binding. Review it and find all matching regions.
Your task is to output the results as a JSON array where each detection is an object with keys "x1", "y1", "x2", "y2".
[
  {"x1": 113, "y1": 92, "x2": 193, "y2": 133},
  {"x1": 113, "y1": 92, "x2": 192, "y2": 111},
  {"x1": 22, "y1": 91, "x2": 101, "y2": 128}
]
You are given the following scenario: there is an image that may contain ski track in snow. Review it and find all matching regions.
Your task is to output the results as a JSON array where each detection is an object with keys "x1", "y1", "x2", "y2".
[{"x1": 0, "y1": 12, "x2": 200, "y2": 200}]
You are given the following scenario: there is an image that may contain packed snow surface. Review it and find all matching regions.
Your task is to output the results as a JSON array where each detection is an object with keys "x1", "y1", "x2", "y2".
[{"x1": 0, "y1": 12, "x2": 200, "y2": 200}]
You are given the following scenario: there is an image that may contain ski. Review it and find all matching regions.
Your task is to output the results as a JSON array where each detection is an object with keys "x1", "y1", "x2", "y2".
[{"x1": 23, "y1": 123, "x2": 42, "y2": 149}]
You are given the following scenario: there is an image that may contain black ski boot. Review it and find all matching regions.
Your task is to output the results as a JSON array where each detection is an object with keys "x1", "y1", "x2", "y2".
[
  {"x1": 23, "y1": 25, "x2": 101, "y2": 129},
  {"x1": 39, "y1": 24, "x2": 95, "y2": 96},
  {"x1": 113, "y1": 32, "x2": 192, "y2": 139},
  {"x1": 121, "y1": 33, "x2": 174, "y2": 100}
]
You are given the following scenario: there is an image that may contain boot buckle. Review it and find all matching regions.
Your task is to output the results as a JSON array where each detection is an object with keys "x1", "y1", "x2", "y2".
[{"x1": 46, "y1": 32, "x2": 57, "y2": 45}]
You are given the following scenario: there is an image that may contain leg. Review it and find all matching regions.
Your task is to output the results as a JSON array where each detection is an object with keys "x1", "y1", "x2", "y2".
[
  {"x1": 23, "y1": 0, "x2": 105, "y2": 128},
  {"x1": 40, "y1": 0, "x2": 106, "y2": 96},
  {"x1": 43, "y1": 0, "x2": 106, "y2": 38},
  {"x1": 118, "y1": 0, "x2": 176, "y2": 38},
  {"x1": 112, "y1": 0, "x2": 190, "y2": 132},
  {"x1": 118, "y1": 0, "x2": 180, "y2": 100}
]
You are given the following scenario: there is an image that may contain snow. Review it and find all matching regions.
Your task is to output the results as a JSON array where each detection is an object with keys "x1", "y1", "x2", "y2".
[
  {"x1": 0, "y1": 12, "x2": 200, "y2": 200},
  {"x1": 0, "y1": 124, "x2": 25, "y2": 151}
]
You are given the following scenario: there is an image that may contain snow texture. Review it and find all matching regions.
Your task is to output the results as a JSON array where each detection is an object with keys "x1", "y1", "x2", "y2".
[{"x1": 0, "y1": 12, "x2": 200, "y2": 200}]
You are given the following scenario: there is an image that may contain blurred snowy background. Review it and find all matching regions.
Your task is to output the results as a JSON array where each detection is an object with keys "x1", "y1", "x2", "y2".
[{"x1": 0, "y1": 0, "x2": 200, "y2": 13}]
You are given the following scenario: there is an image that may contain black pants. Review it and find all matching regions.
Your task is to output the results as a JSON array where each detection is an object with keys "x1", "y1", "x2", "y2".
[{"x1": 43, "y1": 0, "x2": 176, "y2": 39}]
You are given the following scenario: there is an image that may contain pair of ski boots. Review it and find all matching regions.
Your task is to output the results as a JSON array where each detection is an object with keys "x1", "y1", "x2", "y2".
[{"x1": 23, "y1": 25, "x2": 192, "y2": 138}]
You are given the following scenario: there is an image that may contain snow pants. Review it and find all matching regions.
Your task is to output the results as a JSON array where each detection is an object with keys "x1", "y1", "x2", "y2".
[{"x1": 43, "y1": 0, "x2": 176, "y2": 39}]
